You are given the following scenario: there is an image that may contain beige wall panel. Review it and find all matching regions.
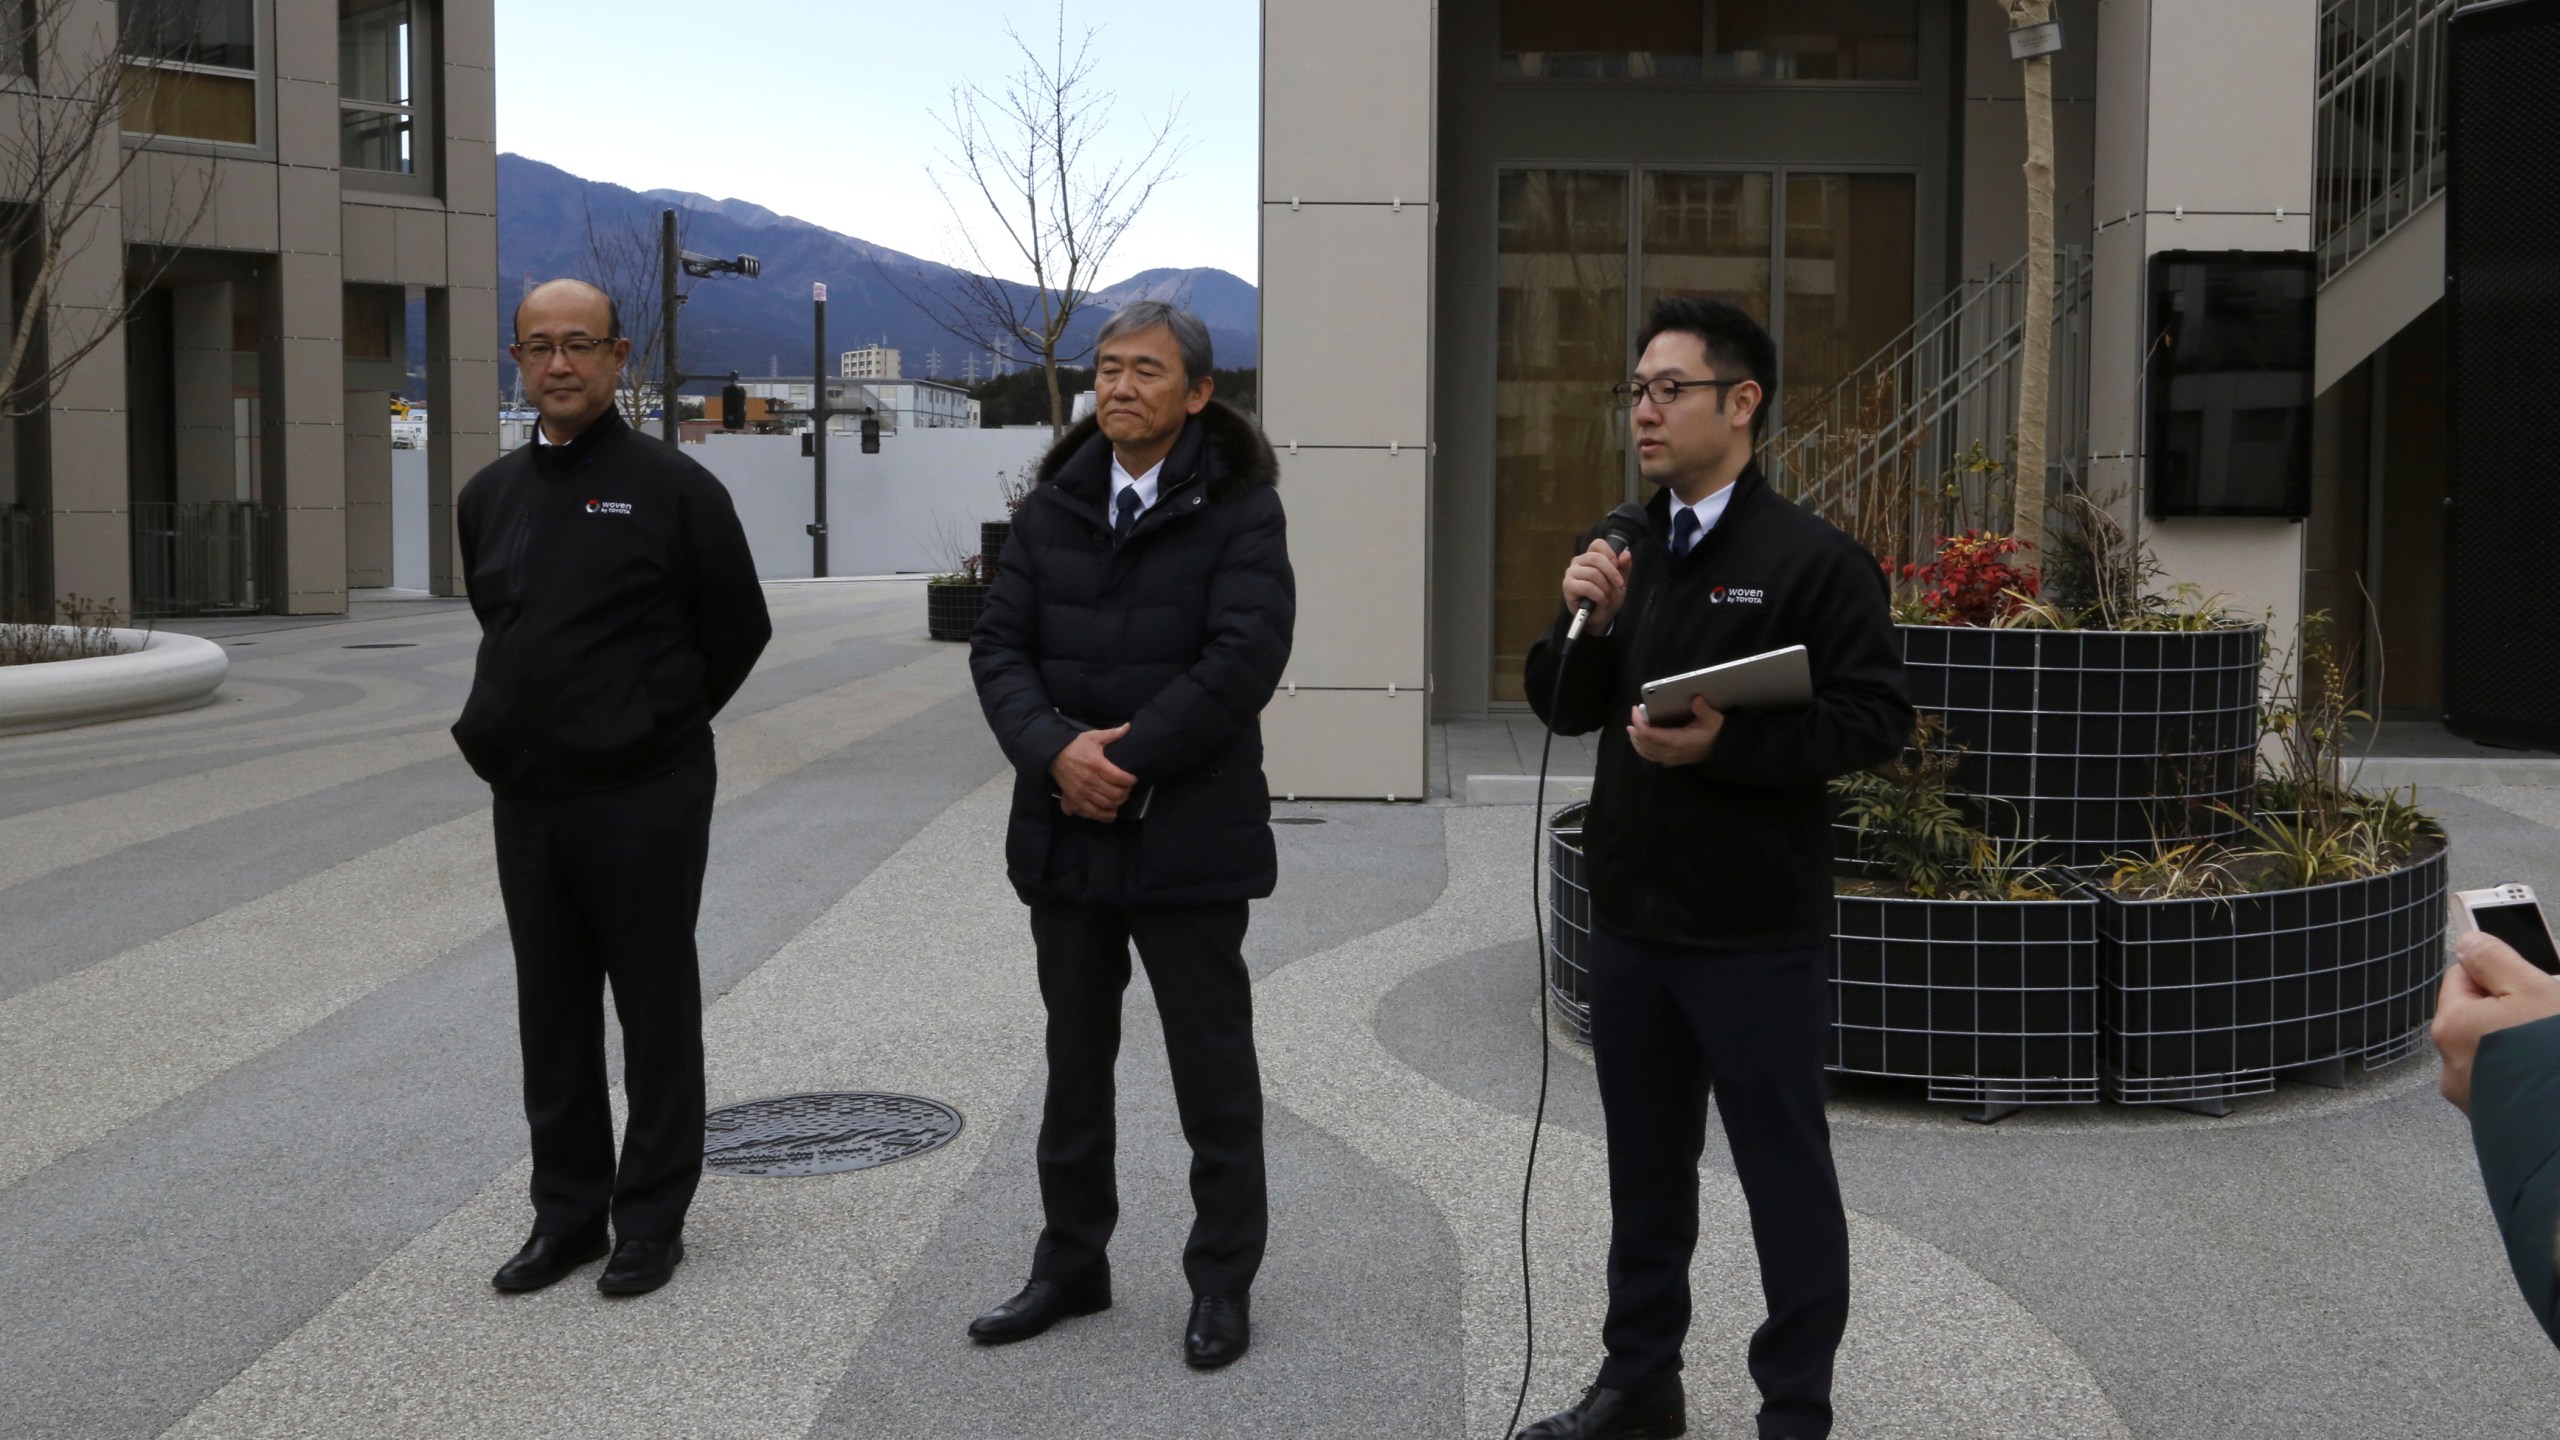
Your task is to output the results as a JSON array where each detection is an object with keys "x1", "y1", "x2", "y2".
[
  {"x1": 277, "y1": 165, "x2": 340, "y2": 256},
  {"x1": 275, "y1": 0, "x2": 334, "y2": 81},
  {"x1": 2315, "y1": 194, "x2": 2443, "y2": 393},
  {"x1": 276, "y1": 503, "x2": 348, "y2": 614},
  {"x1": 447, "y1": 210, "x2": 498, "y2": 293},
  {"x1": 447, "y1": 138, "x2": 497, "y2": 216},
  {"x1": 444, "y1": 2, "x2": 497, "y2": 70},
  {"x1": 1263, "y1": 0, "x2": 1432, "y2": 203},
  {"x1": 46, "y1": 408, "x2": 124, "y2": 508},
  {"x1": 214, "y1": 161, "x2": 280, "y2": 252},
  {"x1": 278, "y1": 267, "x2": 346, "y2": 344},
  {"x1": 1273, "y1": 447, "x2": 1426, "y2": 689},
  {"x1": 120, "y1": 151, "x2": 213, "y2": 249},
  {"x1": 275, "y1": 78, "x2": 338, "y2": 171},
  {"x1": 2087, "y1": 219, "x2": 2144, "y2": 458},
  {"x1": 49, "y1": 337, "x2": 126, "y2": 414},
  {"x1": 1259, "y1": 203, "x2": 1430, "y2": 447},
  {"x1": 2093, "y1": 0, "x2": 2150, "y2": 224},
  {"x1": 342, "y1": 204, "x2": 397, "y2": 282},
  {"x1": 47, "y1": 508, "x2": 128, "y2": 615},
  {"x1": 2139, "y1": 212, "x2": 2311, "y2": 256},
  {"x1": 2144, "y1": 0, "x2": 2313, "y2": 214},
  {"x1": 2147, "y1": 518, "x2": 2302, "y2": 658},
  {"x1": 1262, "y1": 687, "x2": 1428, "y2": 799},
  {"x1": 446, "y1": 62, "x2": 498, "y2": 146},
  {"x1": 395, "y1": 207, "x2": 448, "y2": 286},
  {"x1": 445, "y1": 286, "x2": 500, "y2": 357}
]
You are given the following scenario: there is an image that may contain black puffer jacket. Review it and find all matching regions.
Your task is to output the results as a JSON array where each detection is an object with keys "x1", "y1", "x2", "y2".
[{"x1": 970, "y1": 401, "x2": 1294, "y2": 906}]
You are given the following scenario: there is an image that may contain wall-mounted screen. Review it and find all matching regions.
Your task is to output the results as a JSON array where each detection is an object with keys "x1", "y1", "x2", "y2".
[{"x1": 2144, "y1": 251, "x2": 2316, "y2": 519}]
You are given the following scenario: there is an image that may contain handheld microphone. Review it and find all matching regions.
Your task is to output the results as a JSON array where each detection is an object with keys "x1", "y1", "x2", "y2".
[{"x1": 1566, "y1": 502, "x2": 1652, "y2": 641}]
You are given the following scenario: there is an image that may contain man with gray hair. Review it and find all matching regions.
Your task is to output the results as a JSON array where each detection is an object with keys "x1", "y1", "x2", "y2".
[{"x1": 969, "y1": 300, "x2": 1294, "y2": 1368}]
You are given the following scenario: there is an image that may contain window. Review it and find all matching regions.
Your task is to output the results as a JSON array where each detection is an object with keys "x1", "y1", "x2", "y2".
[
  {"x1": 339, "y1": 0, "x2": 421, "y2": 174},
  {"x1": 1499, "y1": 0, "x2": 1919, "y2": 83},
  {"x1": 119, "y1": 0, "x2": 258, "y2": 145}
]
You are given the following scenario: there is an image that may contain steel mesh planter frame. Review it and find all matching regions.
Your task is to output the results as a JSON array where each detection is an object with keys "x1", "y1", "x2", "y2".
[
  {"x1": 1545, "y1": 801, "x2": 1595, "y2": 1042},
  {"x1": 926, "y1": 580, "x2": 991, "y2": 642},
  {"x1": 2099, "y1": 840, "x2": 2448, "y2": 1107},
  {"x1": 1897, "y1": 623, "x2": 2265, "y2": 869},
  {"x1": 979, "y1": 521, "x2": 1011, "y2": 580},
  {"x1": 1831, "y1": 891, "x2": 2101, "y2": 1110}
]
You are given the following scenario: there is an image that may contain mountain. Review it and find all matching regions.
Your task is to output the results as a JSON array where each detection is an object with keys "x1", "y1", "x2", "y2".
[{"x1": 495, "y1": 154, "x2": 1257, "y2": 391}]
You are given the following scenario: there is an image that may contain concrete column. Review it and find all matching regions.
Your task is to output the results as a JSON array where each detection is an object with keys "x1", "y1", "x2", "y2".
[
  {"x1": 1257, "y1": 0, "x2": 1435, "y2": 799},
  {"x1": 426, "y1": 285, "x2": 500, "y2": 596},
  {"x1": 37, "y1": 3, "x2": 131, "y2": 618},
  {"x1": 343, "y1": 393, "x2": 392, "y2": 587},
  {"x1": 2090, "y1": 0, "x2": 2316, "y2": 647},
  {"x1": 170, "y1": 282, "x2": 236, "y2": 504},
  {"x1": 260, "y1": 248, "x2": 348, "y2": 615}
]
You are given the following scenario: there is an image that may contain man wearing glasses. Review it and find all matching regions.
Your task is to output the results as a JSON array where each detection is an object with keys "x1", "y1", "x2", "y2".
[
  {"x1": 1519, "y1": 298, "x2": 1911, "y2": 1440},
  {"x1": 452, "y1": 278, "x2": 771, "y2": 1298}
]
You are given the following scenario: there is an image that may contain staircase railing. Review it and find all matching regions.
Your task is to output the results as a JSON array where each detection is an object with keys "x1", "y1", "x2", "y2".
[
  {"x1": 1762, "y1": 244, "x2": 2095, "y2": 568},
  {"x1": 2315, "y1": 0, "x2": 2458, "y2": 284}
]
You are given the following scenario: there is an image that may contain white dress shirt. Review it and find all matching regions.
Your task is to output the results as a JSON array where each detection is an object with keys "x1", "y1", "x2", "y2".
[
  {"x1": 1669, "y1": 479, "x2": 1736, "y2": 554},
  {"x1": 1110, "y1": 453, "x2": 1164, "y2": 518}
]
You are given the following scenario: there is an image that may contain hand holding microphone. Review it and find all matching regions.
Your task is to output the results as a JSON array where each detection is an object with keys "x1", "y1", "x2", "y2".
[{"x1": 1563, "y1": 502, "x2": 1651, "y2": 641}]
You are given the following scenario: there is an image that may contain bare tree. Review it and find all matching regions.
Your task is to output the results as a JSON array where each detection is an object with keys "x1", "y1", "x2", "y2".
[
  {"x1": 582, "y1": 199, "x2": 691, "y2": 429},
  {"x1": 0, "y1": 0, "x2": 217, "y2": 419},
  {"x1": 890, "y1": 6, "x2": 1187, "y2": 438}
]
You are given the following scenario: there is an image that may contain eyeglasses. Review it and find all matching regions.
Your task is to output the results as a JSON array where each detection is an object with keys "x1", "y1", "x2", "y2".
[
  {"x1": 514, "y1": 337, "x2": 620, "y2": 363},
  {"x1": 1611, "y1": 377, "x2": 1745, "y2": 408}
]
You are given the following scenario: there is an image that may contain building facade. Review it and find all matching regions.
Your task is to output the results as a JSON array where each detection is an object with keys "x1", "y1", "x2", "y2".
[
  {"x1": 0, "y1": 0, "x2": 498, "y2": 620},
  {"x1": 839, "y1": 344, "x2": 901, "y2": 380},
  {"x1": 1259, "y1": 0, "x2": 2456, "y2": 798}
]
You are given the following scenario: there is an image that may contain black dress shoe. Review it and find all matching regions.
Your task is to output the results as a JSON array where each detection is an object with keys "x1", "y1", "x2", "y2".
[
  {"x1": 1516, "y1": 1376, "x2": 1687, "y2": 1439},
  {"x1": 1184, "y1": 1294, "x2": 1250, "y2": 1369},
  {"x1": 596, "y1": 1237, "x2": 684, "y2": 1296},
  {"x1": 490, "y1": 1231, "x2": 608, "y2": 1293},
  {"x1": 967, "y1": 1278, "x2": 1111, "y2": 1344}
]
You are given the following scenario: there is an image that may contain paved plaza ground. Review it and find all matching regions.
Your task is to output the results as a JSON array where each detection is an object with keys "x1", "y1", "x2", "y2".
[{"x1": 4, "y1": 579, "x2": 2558, "y2": 1438}]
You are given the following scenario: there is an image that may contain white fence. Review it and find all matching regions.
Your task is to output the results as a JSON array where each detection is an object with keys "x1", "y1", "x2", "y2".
[
  {"x1": 692, "y1": 428, "x2": 1054, "y2": 579},
  {"x1": 383, "y1": 426, "x2": 1060, "y2": 590}
]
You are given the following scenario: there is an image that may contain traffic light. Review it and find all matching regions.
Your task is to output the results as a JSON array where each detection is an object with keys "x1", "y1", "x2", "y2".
[
  {"x1": 720, "y1": 380, "x2": 747, "y2": 431},
  {"x1": 860, "y1": 415, "x2": 881, "y2": 454}
]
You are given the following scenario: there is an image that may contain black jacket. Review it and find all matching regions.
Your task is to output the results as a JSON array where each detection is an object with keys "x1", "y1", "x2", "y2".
[
  {"x1": 970, "y1": 401, "x2": 1294, "y2": 907},
  {"x1": 2470, "y1": 1012, "x2": 2560, "y2": 1348},
  {"x1": 1526, "y1": 464, "x2": 1912, "y2": 952},
  {"x1": 451, "y1": 408, "x2": 773, "y2": 797}
]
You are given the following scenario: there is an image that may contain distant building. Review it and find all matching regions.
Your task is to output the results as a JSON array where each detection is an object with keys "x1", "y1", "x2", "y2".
[
  {"x1": 734, "y1": 376, "x2": 974, "y2": 435},
  {"x1": 839, "y1": 345, "x2": 901, "y2": 381}
]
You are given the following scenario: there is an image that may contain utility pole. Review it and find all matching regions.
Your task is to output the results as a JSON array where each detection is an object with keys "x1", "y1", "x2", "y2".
[
  {"x1": 659, "y1": 209, "x2": 680, "y2": 444},
  {"x1": 809, "y1": 282, "x2": 830, "y2": 578}
]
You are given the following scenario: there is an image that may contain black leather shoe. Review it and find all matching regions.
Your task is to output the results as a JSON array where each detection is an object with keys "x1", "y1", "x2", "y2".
[
  {"x1": 1516, "y1": 1376, "x2": 1687, "y2": 1439},
  {"x1": 595, "y1": 1237, "x2": 684, "y2": 1296},
  {"x1": 490, "y1": 1231, "x2": 608, "y2": 1293},
  {"x1": 1184, "y1": 1294, "x2": 1250, "y2": 1369},
  {"x1": 967, "y1": 1278, "x2": 1111, "y2": 1344}
]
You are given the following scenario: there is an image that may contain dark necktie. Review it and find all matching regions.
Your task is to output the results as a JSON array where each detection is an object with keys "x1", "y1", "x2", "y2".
[
  {"x1": 1114, "y1": 484, "x2": 1141, "y2": 540},
  {"x1": 1670, "y1": 505, "x2": 1702, "y2": 559}
]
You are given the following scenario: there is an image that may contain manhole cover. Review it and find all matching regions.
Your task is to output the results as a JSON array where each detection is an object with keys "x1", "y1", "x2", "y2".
[
  {"x1": 343, "y1": 642, "x2": 416, "y2": 649},
  {"x1": 701, "y1": 1092, "x2": 963, "y2": 1177}
]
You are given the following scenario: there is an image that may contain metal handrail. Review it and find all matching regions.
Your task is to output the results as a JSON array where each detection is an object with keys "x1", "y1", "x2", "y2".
[
  {"x1": 1762, "y1": 244, "x2": 2095, "y2": 567},
  {"x1": 2315, "y1": 0, "x2": 2457, "y2": 284}
]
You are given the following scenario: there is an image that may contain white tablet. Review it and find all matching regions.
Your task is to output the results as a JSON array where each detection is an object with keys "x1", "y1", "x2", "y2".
[{"x1": 1641, "y1": 645, "x2": 1813, "y2": 723}]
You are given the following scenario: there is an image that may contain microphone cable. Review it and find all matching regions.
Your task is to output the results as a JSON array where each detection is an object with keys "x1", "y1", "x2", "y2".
[{"x1": 1501, "y1": 629, "x2": 1575, "y2": 1440}]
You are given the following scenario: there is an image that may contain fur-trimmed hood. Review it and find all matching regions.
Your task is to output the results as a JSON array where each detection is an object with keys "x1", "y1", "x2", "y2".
[{"x1": 1034, "y1": 399, "x2": 1278, "y2": 506}]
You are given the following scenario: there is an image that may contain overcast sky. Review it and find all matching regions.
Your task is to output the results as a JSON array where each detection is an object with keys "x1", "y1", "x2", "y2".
[{"x1": 494, "y1": 2, "x2": 1261, "y2": 285}]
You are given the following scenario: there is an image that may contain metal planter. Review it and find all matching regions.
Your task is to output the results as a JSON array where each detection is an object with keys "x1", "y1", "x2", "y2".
[
  {"x1": 1831, "y1": 890, "x2": 2101, "y2": 1112},
  {"x1": 925, "y1": 580, "x2": 991, "y2": 642},
  {"x1": 1543, "y1": 801, "x2": 1595, "y2": 1042},
  {"x1": 2097, "y1": 841, "x2": 2448, "y2": 1109}
]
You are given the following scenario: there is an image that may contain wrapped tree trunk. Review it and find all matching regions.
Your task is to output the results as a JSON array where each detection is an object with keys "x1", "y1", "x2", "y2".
[{"x1": 2010, "y1": 0, "x2": 2057, "y2": 554}]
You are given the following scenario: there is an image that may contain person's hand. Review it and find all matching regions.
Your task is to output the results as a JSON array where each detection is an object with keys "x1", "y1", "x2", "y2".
[
  {"x1": 2432, "y1": 931, "x2": 2560, "y2": 1114},
  {"x1": 1050, "y1": 724, "x2": 1135, "y2": 822},
  {"x1": 1627, "y1": 694, "x2": 1723, "y2": 767},
  {"x1": 1561, "y1": 540, "x2": 1635, "y2": 634}
]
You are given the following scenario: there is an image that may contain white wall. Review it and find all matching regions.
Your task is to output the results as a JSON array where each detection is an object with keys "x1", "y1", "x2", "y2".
[
  {"x1": 392, "y1": 447, "x2": 430, "y2": 591},
  {"x1": 691, "y1": 427, "x2": 1055, "y2": 579}
]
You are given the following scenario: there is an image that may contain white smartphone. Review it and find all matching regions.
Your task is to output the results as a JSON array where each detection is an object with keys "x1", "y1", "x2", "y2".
[{"x1": 2451, "y1": 883, "x2": 2560, "y2": 975}]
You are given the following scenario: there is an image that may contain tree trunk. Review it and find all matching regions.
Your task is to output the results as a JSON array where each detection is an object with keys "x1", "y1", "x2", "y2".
[
  {"x1": 1043, "y1": 347, "x2": 1065, "y2": 441},
  {"x1": 2013, "y1": 0, "x2": 2056, "y2": 554}
]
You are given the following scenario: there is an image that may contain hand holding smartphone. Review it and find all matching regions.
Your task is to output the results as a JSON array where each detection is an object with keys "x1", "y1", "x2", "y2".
[{"x1": 2450, "y1": 883, "x2": 2560, "y2": 974}]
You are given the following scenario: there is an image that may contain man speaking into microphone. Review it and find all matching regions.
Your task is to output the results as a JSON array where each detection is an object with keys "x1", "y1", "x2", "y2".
[{"x1": 1519, "y1": 298, "x2": 1912, "y2": 1440}]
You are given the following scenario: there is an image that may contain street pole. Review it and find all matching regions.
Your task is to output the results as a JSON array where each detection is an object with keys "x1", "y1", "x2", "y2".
[
  {"x1": 659, "y1": 208, "x2": 681, "y2": 444},
  {"x1": 810, "y1": 282, "x2": 830, "y2": 578}
]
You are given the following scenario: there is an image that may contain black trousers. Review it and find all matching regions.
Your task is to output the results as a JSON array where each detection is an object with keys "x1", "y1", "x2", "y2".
[
  {"x1": 490, "y1": 747, "x2": 716, "y2": 1243},
  {"x1": 1026, "y1": 899, "x2": 1266, "y2": 1299},
  {"x1": 1588, "y1": 926, "x2": 1849, "y2": 1440}
]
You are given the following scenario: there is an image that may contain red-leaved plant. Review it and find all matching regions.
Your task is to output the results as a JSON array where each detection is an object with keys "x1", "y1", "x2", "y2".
[{"x1": 1878, "y1": 530, "x2": 2042, "y2": 626}]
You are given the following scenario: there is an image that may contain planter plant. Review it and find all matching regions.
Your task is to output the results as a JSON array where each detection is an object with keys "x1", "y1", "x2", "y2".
[
  {"x1": 925, "y1": 553, "x2": 991, "y2": 643},
  {"x1": 1829, "y1": 716, "x2": 2099, "y2": 1118}
]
